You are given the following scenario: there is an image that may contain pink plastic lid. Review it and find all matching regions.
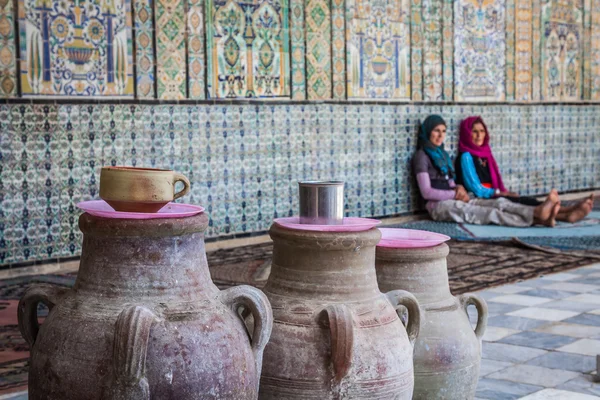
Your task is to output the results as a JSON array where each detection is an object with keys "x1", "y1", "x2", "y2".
[
  {"x1": 377, "y1": 228, "x2": 450, "y2": 248},
  {"x1": 274, "y1": 217, "x2": 381, "y2": 232},
  {"x1": 77, "y1": 200, "x2": 204, "y2": 219}
]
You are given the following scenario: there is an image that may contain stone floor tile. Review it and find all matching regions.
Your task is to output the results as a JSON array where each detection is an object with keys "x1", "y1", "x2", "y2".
[
  {"x1": 484, "y1": 326, "x2": 521, "y2": 342},
  {"x1": 515, "y1": 278, "x2": 558, "y2": 288},
  {"x1": 557, "y1": 339, "x2": 600, "y2": 356},
  {"x1": 543, "y1": 282, "x2": 600, "y2": 293},
  {"x1": 476, "y1": 378, "x2": 542, "y2": 400},
  {"x1": 519, "y1": 288, "x2": 580, "y2": 300},
  {"x1": 587, "y1": 309, "x2": 600, "y2": 315},
  {"x1": 499, "y1": 331, "x2": 577, "y2": 350},
  {"x1": 563, "y1": 313, "x2": 600, "y2": 327},
  {"x1": 533, "y1": 322, "x2": 600, "y2": 338},
  {"x1": 485, "y1": 302, "x2": 524, "y2": 316},
  {"x1": 482, "y1": 342, "x2": 547, "y2": 363},
  {"x1": 537, "y1": 301, "x2": 600, "y2": 313},
  {"x1": 488, "y1": 285, "x2": 534, "y2": 294},
  {"x1": 506, "y1": 307, "x2": 580, "y2": 322},
  {"x1": 518, "y1": 388, "x2": 600, "y2": 399},
  {"x1": 526, "y1": 352, "x2": 596, "y2": 373},
  {"x1": 588, "y1": 272, "x2": 600, "y2": 278},
  {"x1": 476, "y1": 291, "x2": 503, "y2": 301},
  {"x1": 565, "y1": 294, "x2": 600, "y2": 304},
  {"x1": 566, "y1": 278, "x2": 600, "y2": 286},
  {"x1": 487, "y1": 315, "x2": 550, "y2": 331},
  {"x1": 479, "y1": 359, "x2": 513, "y2": 376},
  {"x1": 541, "y1": 272, "x2": 582, "y2": 282},
  {"x1": 487, "y1": 364, "x2": 579, "y2": 387},
  {"x1": 556, "y1": 374, "x2": 600, "y2": 397},
  {"x1": 487, "y1": 295, "x2": 553, "y2": 306}
]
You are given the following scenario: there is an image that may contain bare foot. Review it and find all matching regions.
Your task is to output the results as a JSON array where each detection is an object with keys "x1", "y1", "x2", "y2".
[
  {"x1": 557, "y1": 201, "x2": 592, "y2": 223},
  {"x1": 534, "y1": 197, "x2": 559, "y2": 227},
  {"x1": 548, "y1": 189, "x2": 560, "y2": 204}
]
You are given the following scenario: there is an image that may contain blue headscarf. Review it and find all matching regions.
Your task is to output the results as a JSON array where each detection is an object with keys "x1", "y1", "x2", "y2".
[{"x1": 418, "y1": 115, "x2": 454, "y2": 178}]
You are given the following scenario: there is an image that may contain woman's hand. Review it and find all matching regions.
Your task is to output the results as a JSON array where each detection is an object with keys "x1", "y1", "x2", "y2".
[{"x1": 454, "y1": 185, "x2": 470, "y2": 203}]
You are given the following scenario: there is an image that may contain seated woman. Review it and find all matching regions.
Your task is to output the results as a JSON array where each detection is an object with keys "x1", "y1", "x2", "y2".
[
  {"x1": 457, "y1": 116, "x2": 593, "y2": 223},
  {"x1": 413, "y1": 115, "x2": 560, "y2": 227}
]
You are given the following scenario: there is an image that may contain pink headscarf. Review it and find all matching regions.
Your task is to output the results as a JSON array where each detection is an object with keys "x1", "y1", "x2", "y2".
[{"x1": 459, "y1": 116, "x2": 507, "y2": 192}]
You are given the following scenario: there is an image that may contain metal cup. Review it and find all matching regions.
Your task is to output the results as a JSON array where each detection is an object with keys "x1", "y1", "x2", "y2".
[{"x1": 298, "y1": 181, "x2": 344, "y2": 225}]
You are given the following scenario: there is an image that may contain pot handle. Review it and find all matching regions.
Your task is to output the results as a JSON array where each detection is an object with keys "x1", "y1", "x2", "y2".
[
  {"x1": 219, "y1": 285, "x2": 273, "y2": 376},
  {"x1": 386, "y1": 290, "x2": 421, "y2": 347},
  {"x1": 458, "y1": 293, "x2": 488, "y2": 340},
  {"x1": 105, "y1": 305, "x2": 157, "y2": 400},
  {"x1": 18, "y1": 285, "x2": 66, "y2": 347},
  {"x1": 320, "y1": 304, "x2": 354, "y2": 384}
]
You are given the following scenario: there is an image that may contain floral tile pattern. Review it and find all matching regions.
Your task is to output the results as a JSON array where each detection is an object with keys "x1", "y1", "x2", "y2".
[
  {"x1": 411, "y1": 0, "x2": 423, "y2": 100},
  {"x1": 187, "y1": 0, "x2": 205, "y2": 99},
  {"x1": 0, "y1": 0, "x2": 16, "y2": 97},
  {"x1": 506, "y1": 0, "x2": 516, "y2": 100},
  {"x1": 422, "y1": 0, "x2": 443, "y2": 101},
  {"x1": 515, "y1": 0, "x2": 533, "y2": 101},
  {"x1": 290, "y1": 0, "x2": 306, "y2": 99},
  {"x1": 541, "y1": 0, "x2": 583, "y2": 101},
  {"x1": 591, "y1": 0, "x2": 600, "y2": 100},
  {"x1": 305, "y1": 0, "x2": 332, "y2": 99},
  {"x1": 156, "y1": 0, "x2": 186, "y2": 99},
  {"x1": 331, "y1": 0, "x2": 345, "y2": 99},
  {"x1": 205, "y1": 0, "x2": 290, "y2": 99},
  {"x1": 133, "y1": 0, "x2": 155, "y2": 98},
  {"x1": 346, "y1": 0, "x2": 411, "y2": 99},
  {"x1": 532, "y1": 0, "x2": 542, "y2": 100},
  {"x1": 454, "y1": 0, "x2": 506, "y2": 101},
  {"x1": 18, "y1": 0, "x2": 134, "y2": 96},
  {"x1": 442, "y1": 0, "x2": 453, "y2": 100}
]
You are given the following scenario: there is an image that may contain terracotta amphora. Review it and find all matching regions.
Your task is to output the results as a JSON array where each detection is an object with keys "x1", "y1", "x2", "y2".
[
  {"x1": 18, "y1": 213, "x2": 273, "y2": 400},
  {"x1": 376, "y1": 243, "x2": 488, "y2": 400},
  {"x1": 259, "y1": 224, "x2": 421, "y2": 399}
]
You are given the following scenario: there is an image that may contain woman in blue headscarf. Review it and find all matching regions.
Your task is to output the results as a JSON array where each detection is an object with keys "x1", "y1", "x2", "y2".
[{"x1": 412, "y1": 115, "x2": 560, "y2": 227}]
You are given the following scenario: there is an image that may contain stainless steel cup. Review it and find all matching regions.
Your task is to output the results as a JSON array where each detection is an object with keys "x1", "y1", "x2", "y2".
[{"x1": 298, "y1": 181, "x2": 344, "y2": 225}]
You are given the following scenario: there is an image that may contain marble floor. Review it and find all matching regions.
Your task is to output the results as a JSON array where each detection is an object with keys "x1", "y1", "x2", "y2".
[{"x1": 5, "y1": 263, "x2": 600, "y2": 399}]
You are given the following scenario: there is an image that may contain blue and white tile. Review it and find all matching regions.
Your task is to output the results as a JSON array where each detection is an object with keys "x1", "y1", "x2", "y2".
[
  {"x1": 506, "y1": 307, "x2": 581, "y2": 322},
  {"x1": 487, "y1": 364, "x2": 579, "y2": 388},
  {"x1": 519, "y1": 388, "x2": 600, "y2": 399},
  {"x1": 499, "y1": 331, "x2": 578, "y2": 350},
  {"x1": 533, "y1": 322, "x2": 600, "y2": 338},
  {"x1": 526, "y1": 352, "x2": 597, "y2": 373},
  {"x1": 487, "y1": 315, "x2": 550, "y2": 331},
  {"x1": 556, "y1": 339, "x2": 600, "y2": 356},
  {"x1": 476, "y1": 378, "x2": 543, "y2": 400},
  {"x1": 482, "y1": 342, "x2": 548, "y2": 363},
  {"x1": 487, "y1": 294, "x2": 553, "y2": 307}
]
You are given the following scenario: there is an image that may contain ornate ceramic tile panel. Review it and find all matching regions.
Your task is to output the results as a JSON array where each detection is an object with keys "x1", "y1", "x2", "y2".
[
  {"x1": 506, "y1": 0, "x2": 516, "y2": 100},
  {"x1": 583, "y1": 0, "x2": 591, "y2": 99},
  {"x1": 0, "y1": 0, "x2": 16, "y2": 97},
  {"x1": 18, "y1": 0, "x2": 134, "y2": 96},
  {"x1": 515, "y1": 0, "x2": 532, "y2": 101},
  {"x1": 541, "y1": 0, "x2": 583, "y2": 101},
  {"x1": 290, "y1": 0, "x2": 306, "y2": 99},
  {"x1": 454, "y1": 0, "x2": 506, "y2": 101},
  {"x1": 346, "y1": 0, "x2": 411, "y2": 99},
  {"x1": 532, "y1": 0, "x2": 541, "y2": 100},
  {"x1": 134, "y1": 0, "x2": 155, "y2": 98},
  {"x1": 411, "y1": 0, "x2": 423, "y2": 100},
  {"x1": 442, "y1": 0, "x2": 453, "y2": 100},
  {"x1": 156, "y1": 0, "x2": 186, "y2": 99},
  {"x1": 331, "y1": 0, "x2": 345, "y2": 99},
  {"x1": 591, "y1": 0, "x2": 600, "y2": 99},
  {"x1": 422, "y1": 0, "x2": 443, "y2": 101},
  {"x1": 205, "y1": 0, "x2": 290, "y2": 99},
  {"x1": 306, "y1": 0, "x2": 332, "y2": 99},
  {"x1": 187, "y1": 0, "x2": 205, "y2": 99}
]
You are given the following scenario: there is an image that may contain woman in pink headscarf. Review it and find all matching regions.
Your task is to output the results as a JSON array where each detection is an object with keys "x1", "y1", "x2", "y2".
[{"x1": 456, "y1": 116, "x2": 593, "y2": 223}]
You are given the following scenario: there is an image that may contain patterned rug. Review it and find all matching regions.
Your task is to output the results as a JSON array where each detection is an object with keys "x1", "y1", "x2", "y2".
[{"x1": 0, "y1": 239, "x2": 598, "y2": 395}]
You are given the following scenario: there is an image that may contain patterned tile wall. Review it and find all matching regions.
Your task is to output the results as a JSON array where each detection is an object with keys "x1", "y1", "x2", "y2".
[
  {"x1": 592, "y1": 0, "x2": 600, "y2": 99},
  {"x1": 346, "y1": 0, "x2": 411, "y2": 100},
  {"x1": 331, "y1": 0, "x2": 345, "y2": 99},
  {"x1": 205, "y1": 0, "x2": 290, "y2": 99},
  {"x1": 305, "y1": 0, "x2": 332, "y2": 99},
  {"x1": 422, "y1": 0, "x2": 443, "y2": 101},
  {"x1": 515, "y1": 0, "x2": 533, "y2": 101},
  {"x1": 1, "y1": 103, "x2": 599, "y2": 266},
  {"x1": 156, "y1": 0, "x2": 187, "y2": 99},
  {"x1": 134, "y1": 0, "x2": 155, "y2": 98},
  {"x1": 290, "y1": 0, "x2": 306, "y2": 99},
  {"x1": 0, "y1": 0, "x2": 16, "y2": 97},
  {"x1": 454, "y1": 0, "x2": 506, "y2": 101},
  {"x1": 187, "y1": 0, "x2": 206, "y2": 99},
  {"x1": 18, "y1": 0, "x2": 134, "y2": 97}
]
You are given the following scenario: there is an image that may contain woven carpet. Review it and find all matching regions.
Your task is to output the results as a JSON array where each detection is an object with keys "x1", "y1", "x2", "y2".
[{"x1": 0, "y1": 240, "x2": 598, "y2": 395}]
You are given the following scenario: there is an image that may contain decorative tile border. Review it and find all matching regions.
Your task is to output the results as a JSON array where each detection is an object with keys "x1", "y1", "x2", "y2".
[
  {"x1": 411, "y1": 0, "x2": 423, "y2": 100},
  {"x1": 305, "y1": 0, "x2": 332, "y2": 99},
  {"x1": 290, "y1": 0, "x2": 306, "y2": 100},
  {"x1": 591, "y1": 0, "x2": 600, "y2": 100},
  {"x1": 134, "y1": 0, "x2": 155, "y2": 99},
  {"x1": 531, "y1": 0, "x2": 541, "y2": 101},
  {"x1": 506, "y1": 0, "x2": 516, "y2": 100},
  {"x1": 515, "y1": 0, "x2": 532, "y2": 101},
  {"x1": 187, "y1": 0, "x2": 205, "y2": 99},
  {"x1": 331, "y1": 0, "x2": 345, "y2": 99},
  {"x1": 442, "y1": 0, "x2": 453, "y2": 101},
  {"x1": 0, "y1": 0, "x2": 16, "y2": 97},
  {"x1": 2, "y1": 103, "x2": 599, "y2": 265},
  {"x1": 156, "y1": 0, "x2": 187, "y2": 99},
  {"x1": 422, "y1": 0, "x2": 443, "y2": 101}
]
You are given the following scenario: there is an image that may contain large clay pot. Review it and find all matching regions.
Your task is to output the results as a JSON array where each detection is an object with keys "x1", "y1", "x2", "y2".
[
  {"x1": 375, "y1": 243, "x2": 488, "y2": 400},
  {"x1": 18, "y1": 213, "x2": 273, "y2": 400},
  {"x1": 260, "y1": 224, "x2": 421, "y2": 399}
]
